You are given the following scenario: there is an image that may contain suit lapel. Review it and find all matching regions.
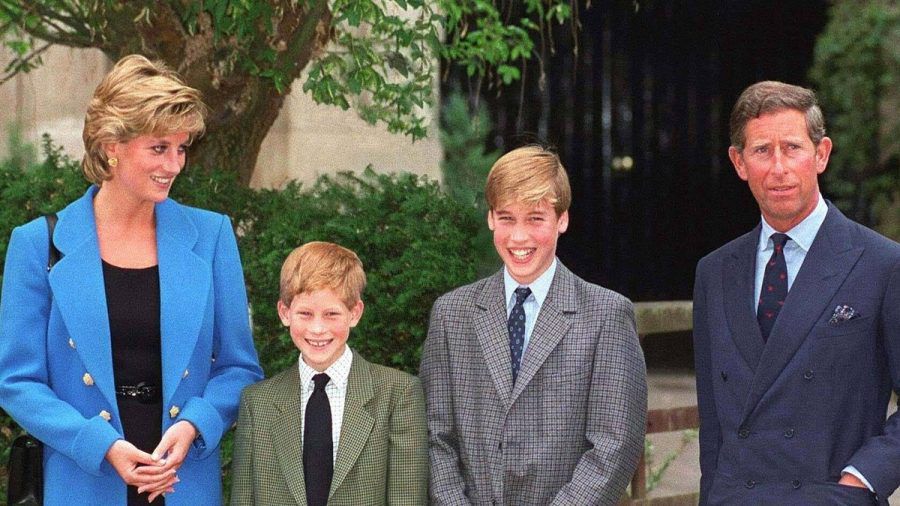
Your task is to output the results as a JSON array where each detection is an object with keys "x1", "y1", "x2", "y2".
[
  {"x1": 723, "y1": 228, "x2": 765, "y2": 371},
  {"x1": 474, "y1": 271, "x2": 515, "y2": 408},
  {"x1": 742, "y1": 206, "x2": 863, "y2": 420},
  {"x1": 511, "y1": 264, "x2": 574, "y2": 403},
  {"x1": 270, "y1": 366, "x2": 308, "y2": 505},
  {"x1": 49, "y1": 187, "x2": 118, "y2": 418},
  {"x1": 330, "y1": 352, "x2": 375, "y2": 500},
  {"x1": 155, "y1": 199, "x2": 210, "y2": 406}
]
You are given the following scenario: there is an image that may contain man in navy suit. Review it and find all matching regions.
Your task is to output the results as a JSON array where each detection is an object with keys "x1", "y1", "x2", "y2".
[{"x1": 693, "y1": 81, "x2": 900, "y2": 505}]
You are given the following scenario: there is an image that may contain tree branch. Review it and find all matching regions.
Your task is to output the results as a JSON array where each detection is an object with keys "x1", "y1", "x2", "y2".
[{"x1": 0, "y1": 41, "x2": 52, "y2": 85}]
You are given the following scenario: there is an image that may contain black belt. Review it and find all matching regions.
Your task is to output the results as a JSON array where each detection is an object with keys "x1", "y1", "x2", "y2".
[{"x1": 115, "y1": 382, "x2": 161, "y2": 404}]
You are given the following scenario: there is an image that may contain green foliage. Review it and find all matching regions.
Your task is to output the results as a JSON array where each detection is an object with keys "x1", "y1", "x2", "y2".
[
  {"x1": 1, "y1": 0, "x2": 576, "y2": 145},
  {"x1": 809, "y1": 0, "x2": 900, "y2": 236},
  {"x1": 440, "y1": 91, "x2": 500, "y2": 276},
  {"x1": 0, "y1": 135, "x2": 481, "y2": 499},
  {"x1": 643, "y1": 428, "x2": 698, "y2": 493}
]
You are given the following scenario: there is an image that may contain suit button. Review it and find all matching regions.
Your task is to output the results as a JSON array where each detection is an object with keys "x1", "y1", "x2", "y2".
[
  {"x1": 182, "y1": 369, "x2": 189, "y2": 379},
  {"x1": 169, "y1": 405, "x2": 180, "y2": 419},
  {"x1": 498, "y1": 442, "x2": 502, "y2": 450},
  {"x1": 783, "y1": 428, "x2": 795, "y2": 438},
  {"x1": 720, "y1": 371, "x2": 728, "y2": 382},
  {"x1": 803, "y1": 370, "x2": 814, "y2": 380},
  {"x1": 745, "y1": 479, "x2": 756, "y2": 489},
  {"x1": 792, "y1": 479, "x2": 801, "y2": 489},
  {"x1": 68, "y1": 338, "x2": 76, "y2": 349},
  {"x1": 99, "y1": 410, "x2": 111, "y2": 421},
  {"x1": 738, "y1": 428, "x2": 750, "y2": 439},
  {"x1": 82, "y1": 373, "x2": 94, "y2": 386}
]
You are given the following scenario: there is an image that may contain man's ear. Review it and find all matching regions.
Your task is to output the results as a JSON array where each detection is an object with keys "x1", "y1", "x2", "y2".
[
  {"x1": 815, "y1": 137, "x2": 833, "y2": 175},
  {"x1": 729, "y1": 146, "x2": 749, "y2": 181},
  {"x1": 487, "y1": 210, "x2": 496, "y2": 231},
  {"x1": 277, "y1": 300, "x2": 291, "y2": 326},
  {"x1": 349, "y1": 300, "x2": 365, "y2": 328}
]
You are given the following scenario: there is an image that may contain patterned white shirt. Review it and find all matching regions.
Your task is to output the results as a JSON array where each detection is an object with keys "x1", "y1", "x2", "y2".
[{"x1": 298, "y1": 345, "x2": 352, "y2": 463}]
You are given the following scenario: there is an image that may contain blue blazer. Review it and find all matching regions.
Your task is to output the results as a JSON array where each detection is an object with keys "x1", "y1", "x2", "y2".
[
  {"x1": 693, "y1": 203, "x2": 900, "y2": 505},
  {"x1": 0, "y1": 186, "x2": 263, "y2": 505}
]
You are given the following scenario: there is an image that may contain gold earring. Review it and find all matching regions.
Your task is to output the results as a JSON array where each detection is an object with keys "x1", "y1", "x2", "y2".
[{"x1": 108, "y1": 157, "x2": 118, "y2": 168}]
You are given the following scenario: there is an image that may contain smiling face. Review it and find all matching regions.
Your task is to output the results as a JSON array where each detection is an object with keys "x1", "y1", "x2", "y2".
[
  {"x1": 488, "y1": 199, "x2": 568, "y2": 285},
  {"x1": 103, "y1": 132, "x2": 189, "y2": 208},
  {"x1": 729, "y1": 108, "x2": 832, "y2": 232},
  {"x1": 278, "y1": 289, "x2": 364, "y2": 372}
]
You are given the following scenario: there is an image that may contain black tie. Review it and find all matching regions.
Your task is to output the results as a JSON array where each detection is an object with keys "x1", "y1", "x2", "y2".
[
  {"x1": 508, "y1": 287, "x2": 532, "y2": 384},
  {"x1": 757, "y1": 233, "x2": 790, "y2": 341},
  {"x1": 304, "y1": 373, "x2": 332, "y2": 506}
]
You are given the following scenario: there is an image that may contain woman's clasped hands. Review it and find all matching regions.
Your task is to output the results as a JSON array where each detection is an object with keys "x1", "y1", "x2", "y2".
[{"x1": 105, "y1": 420, "x2": 198, "y2": 502}]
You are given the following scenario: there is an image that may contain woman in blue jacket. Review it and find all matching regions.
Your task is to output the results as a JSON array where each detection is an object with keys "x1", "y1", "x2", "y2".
[{"x1": 0, "y1": 55, "x2": 263, "y2": 505}]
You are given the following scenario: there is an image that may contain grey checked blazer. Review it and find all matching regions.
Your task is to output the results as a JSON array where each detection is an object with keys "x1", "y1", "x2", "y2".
[{"x1": 421, "y1": 262, "x2": 647, "y2": 505}]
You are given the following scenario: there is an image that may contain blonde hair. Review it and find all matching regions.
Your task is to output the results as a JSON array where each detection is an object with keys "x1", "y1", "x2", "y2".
[
  {"x1": 279, "y1": 242, "x2": 367, "y2": 308},
  {"x1": 730, "y1": 80, "x2": 826, "y2": 150},
  {"x1": 485, "y1": 145, "x2": 572, "y2": 215},
  {"x1": 81, "y1": 54, "x2": 207, "y2": 184}
]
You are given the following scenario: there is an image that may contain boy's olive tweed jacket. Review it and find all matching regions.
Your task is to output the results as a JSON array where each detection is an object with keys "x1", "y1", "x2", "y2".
[{"x1": 231, "y1": 350, "x2": 428, "y2": 505}]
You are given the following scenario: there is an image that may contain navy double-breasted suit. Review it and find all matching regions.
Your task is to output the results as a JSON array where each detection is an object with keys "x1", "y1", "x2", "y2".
[
  {"x1": 0, "y1": 186, "x2": 263, "y2": 505},
  {"x1": 693, "y1": 204, "x2": 900, "y2": 505}
]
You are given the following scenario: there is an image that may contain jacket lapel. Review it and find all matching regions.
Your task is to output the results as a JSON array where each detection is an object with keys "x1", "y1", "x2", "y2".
[
  {"x1": 510, "y1": 263, "x2": 574, "y2": 403},
  {"x1": 270, "y1": 367, "x2": 308, "y2": 505},
  {"x1": 330, "y1": 351, "x2": 375, "y2": 500},
  {"x1": 741, "y1": 206, "x2": 863, "y2": 421},
  {"x1": 723, "y1": 228, "x2": 765, "y2": 371},
  {"x1": 49, "y1": 187, "x2": 119, "y2": 418},
  {"x1": 155, "y1": 199, "x2": 210, "y2": 406},
  {"x1": 474, "y1": 271, "x2": 514, "y2": 409}
]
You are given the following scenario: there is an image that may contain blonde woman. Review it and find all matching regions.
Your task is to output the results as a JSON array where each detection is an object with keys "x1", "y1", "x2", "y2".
[{"x1": 0, "y1": 55, "x2": 263, "y2": 505}]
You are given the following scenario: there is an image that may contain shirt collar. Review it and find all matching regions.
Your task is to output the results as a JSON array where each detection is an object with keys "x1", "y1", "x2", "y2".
[
  {"x1": 759, "y1": 193, "x2": 827, "y2": 253},
  {"x1": 503, "y1": 258, "x2": 557, "y2": 309},
  {"x1": 298, "y1": 345, "x2": 353, "y2": 390}
]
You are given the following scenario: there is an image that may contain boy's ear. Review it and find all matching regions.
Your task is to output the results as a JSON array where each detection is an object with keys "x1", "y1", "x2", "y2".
[
  {"x1": 348, "y1": 300, "x2": 365, "y2": 328},
  {"x1": 277, "y1": 300, "x2": 291, "y2": 326}
]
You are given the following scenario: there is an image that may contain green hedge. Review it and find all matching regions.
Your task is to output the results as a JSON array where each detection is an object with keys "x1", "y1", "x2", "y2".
[{"x1": 0, "y1": 136, "x2": 483, "y2": 499}]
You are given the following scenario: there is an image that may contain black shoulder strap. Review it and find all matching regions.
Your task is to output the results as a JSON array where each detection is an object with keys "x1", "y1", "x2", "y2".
[{"x1": 45, "y1": 214, "x2": 61, "y2": 272}]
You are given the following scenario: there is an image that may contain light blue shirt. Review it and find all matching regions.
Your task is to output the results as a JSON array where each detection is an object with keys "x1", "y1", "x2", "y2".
[
  {"x1": 503, "y1": 258, "x2": 557, "y2": 358},
  {"x1": 753, "y1": 194, "x2": 827, "y2": 312}
]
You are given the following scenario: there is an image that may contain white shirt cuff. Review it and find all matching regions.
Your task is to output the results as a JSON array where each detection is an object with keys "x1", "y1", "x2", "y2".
[{"x1": 841, "y1": 466, "x2": 875, "y2": 493}]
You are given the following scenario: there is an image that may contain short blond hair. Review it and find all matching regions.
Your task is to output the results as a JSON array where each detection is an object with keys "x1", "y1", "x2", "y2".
[
  {"x1": 279, "y1": 242, "x2": 367, "y2": 308},
  {"x1": 82, "y1": 54, "x2": 207, "y2": 184},
  {"x1": 485, "y1": 145, "x2": 572, "y2": 215}
]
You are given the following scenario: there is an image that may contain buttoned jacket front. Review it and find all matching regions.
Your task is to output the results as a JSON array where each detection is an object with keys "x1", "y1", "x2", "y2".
[
  {"x1": 693, "y1": 204, "x2": 900, "y2": 505},
  {"x1": 0, "y1": 186, "x2": 263, "y2": 505}
]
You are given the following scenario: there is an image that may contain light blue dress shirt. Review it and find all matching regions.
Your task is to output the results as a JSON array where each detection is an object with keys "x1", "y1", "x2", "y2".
[
  {"x1": 753, "y1": 194, "x2": 827, "y2": 312},
  {"x1": 503, "y1": 258, "x2": 557, "y2": 358}
]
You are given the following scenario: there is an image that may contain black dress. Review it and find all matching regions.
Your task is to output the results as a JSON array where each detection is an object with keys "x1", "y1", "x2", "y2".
[{"x1": 103, "y1": 261, "x2": 164, "y2": 506}]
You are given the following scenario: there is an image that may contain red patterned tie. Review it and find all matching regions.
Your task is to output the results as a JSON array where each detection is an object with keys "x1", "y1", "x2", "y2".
[{"x1": 757, "y1": 233, "x2": 790, "y2": 341}]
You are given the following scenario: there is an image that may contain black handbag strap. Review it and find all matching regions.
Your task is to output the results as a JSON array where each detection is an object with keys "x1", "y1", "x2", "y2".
[{"x1": 45, "y1": 214, "x2": 61, "y2": 271}]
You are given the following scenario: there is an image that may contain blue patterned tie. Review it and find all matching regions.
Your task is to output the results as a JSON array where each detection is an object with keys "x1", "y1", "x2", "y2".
[
  {"x1": 508, "y1": 287, "x2": 532, "y2": 383},
  {"x1": 757, "y1": 233, "x2": 790, "y2": 342}
]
